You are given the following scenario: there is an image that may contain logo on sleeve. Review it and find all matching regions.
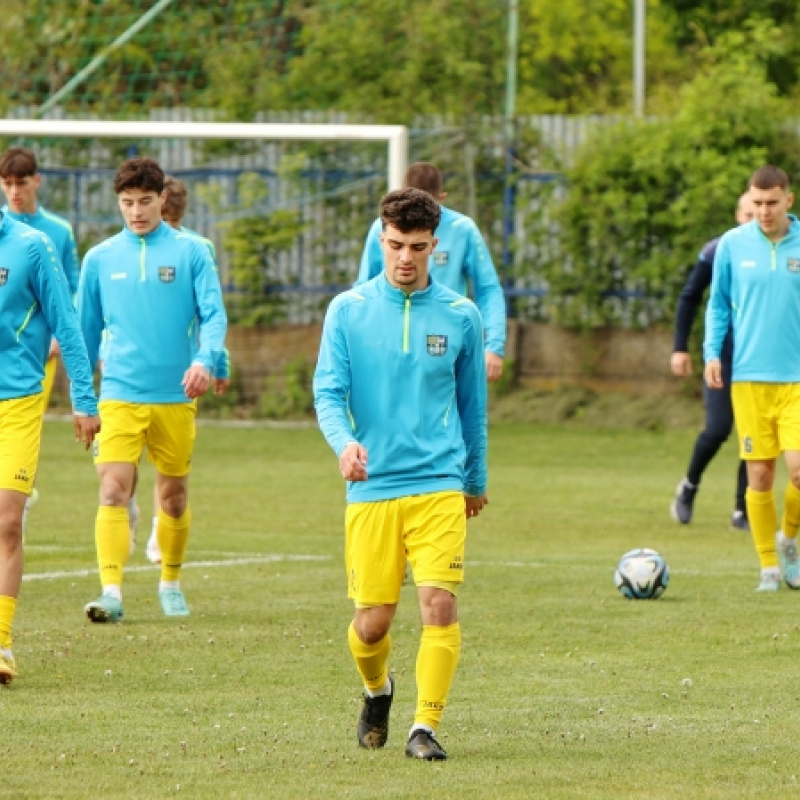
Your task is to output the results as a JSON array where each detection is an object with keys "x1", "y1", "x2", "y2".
[
  {"x1": 159, "y1": 266, "x2": 176, "y2": 283},
  {"x1": 433, "y1": 251, "x2": 449, "y2": 266},
  {"x1": 740, "y1": 260, "x2": 757, "y2": 268},
  {"x1": 788, "y1": 258, "x2": 800, "y2": 273},
  {"x1": 0, "y1": 268, "x2": 7, "y2": 286},
  {"x1": 427, "y1": 334, "x2": 448, "y2": 356}
]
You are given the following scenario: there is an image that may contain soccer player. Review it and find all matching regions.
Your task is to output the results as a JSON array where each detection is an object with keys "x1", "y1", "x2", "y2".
[
  {"x1": 314, "y1": 188, "x2": 488, "y2": 760},
  {"x1": 356, "y1": 162, "x2": 506, "y2": 382},
  {"x1": 0, "y1": 208, "x2": 100, "y2": 683},
  {"x1": 0, "y1": 147, "x2": 82, "y2": 535},
  {"x1": 670, "y1": 193, "x2": 755, "y2": 531},
  {"x1": 142, "y1": 175, "x2": 231, "y2": 565},
  {"x1": 76, "y1": 157, "x2": 227, "y2": 621},
  {"x1": 705, "y1": 165, "x2": 800, "y2": 592}
]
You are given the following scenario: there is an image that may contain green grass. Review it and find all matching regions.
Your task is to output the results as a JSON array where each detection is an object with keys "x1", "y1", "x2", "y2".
[{"x1": 3, "y1": 420, "x2": 797, "y2": 798}]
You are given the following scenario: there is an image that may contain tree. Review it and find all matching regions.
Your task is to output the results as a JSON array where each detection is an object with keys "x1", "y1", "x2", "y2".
[{"x1": 543, "y1": 24, "x2": 800, "y2": 327}]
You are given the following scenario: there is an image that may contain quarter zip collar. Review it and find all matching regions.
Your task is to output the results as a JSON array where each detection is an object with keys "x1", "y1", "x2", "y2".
[
  {"x1": 1, "y1": 204, "x2": 41, "y2": 226},
  {"x1": 121, "y1": 219, "x2": 171, "y2": 243},
  {"x1": 377, "y1": 271, "x2": 434, "y2": 304}
]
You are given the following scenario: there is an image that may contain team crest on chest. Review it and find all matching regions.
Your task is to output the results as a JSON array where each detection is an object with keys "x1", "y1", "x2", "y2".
[
  {"x1": 433, "y1": 251, "x2": 449, "y2": 267},
  {"x1": 788, "y1": 258, "x2": 800, "y2": 273},
  {"x1": 0, "y1": 268, "x2": 7, "y2": 286},
  {"x1": 159, "y1": 266, "x2": 176, "y2": 283},
  {"x1": 427, "y1": 334, "x2": 448, "y2": 356}
]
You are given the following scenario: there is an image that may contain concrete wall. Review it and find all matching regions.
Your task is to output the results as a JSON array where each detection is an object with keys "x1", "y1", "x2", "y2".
[{"x1": 227, "y1": 320, "x2": 679, "y2": 401}]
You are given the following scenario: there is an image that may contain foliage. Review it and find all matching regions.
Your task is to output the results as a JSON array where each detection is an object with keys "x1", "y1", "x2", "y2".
[
  {"x1": 517, "y1": 0, "x2": 686, "y2": 114},
  {"x1": 205, "y1": 0, "x2": 507, "y2": 122},
  {"x1": 543, "y1": 25, "x2": 800, "y2": 328},
  {"x1": 661, "y1": 0, "x2": 800, "y2": 100},
  {"x1": 199, "y1": 172, "x2": 305, "y2": 326},
  {"x1": 257, "y1": 357, "x2": 315, "y2": 419}
]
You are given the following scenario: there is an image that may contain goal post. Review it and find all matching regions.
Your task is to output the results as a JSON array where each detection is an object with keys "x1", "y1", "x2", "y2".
[{"x1": 0, "y1": 119, "x2": 409, "y2": 191}]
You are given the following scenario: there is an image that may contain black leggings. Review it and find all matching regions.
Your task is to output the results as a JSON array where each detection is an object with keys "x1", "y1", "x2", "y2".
[{"x1": 685, "y1": 357, "x2": 747, "y2": 512}]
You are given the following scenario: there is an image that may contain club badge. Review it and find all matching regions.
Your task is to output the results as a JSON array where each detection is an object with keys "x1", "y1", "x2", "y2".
[
  {"x1": 788, "y1": 258, "x2": 800, "y2": 273},
  {"x1": 433, "y1": 251, "x2": 449, "y2": 266},
  {"x1": 0, "y1": 268, "x2": 7, "y2": 286},
  {"x1": 427, "y1": 334, "x2": 448, "y2": 356},
  {"x1": 159, "y1": 266, "x2": 176, "y2": 283}
]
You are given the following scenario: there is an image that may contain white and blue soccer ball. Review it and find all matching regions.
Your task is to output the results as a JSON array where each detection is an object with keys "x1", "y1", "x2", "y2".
[{"x1": 614, "y1": 548, "x2": 669, "y2": 599}]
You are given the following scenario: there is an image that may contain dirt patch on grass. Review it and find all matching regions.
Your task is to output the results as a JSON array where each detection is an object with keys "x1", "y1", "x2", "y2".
[{"x1": 488, "y1": 386, "x2": 705, "y2": 431}]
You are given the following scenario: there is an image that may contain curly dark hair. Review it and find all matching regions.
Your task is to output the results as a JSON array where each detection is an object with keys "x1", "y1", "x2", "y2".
[
  {"x1": 113, "y1": 157, "x2": 165, "y2": 195},
  {"x1": 380, "y1": 188, "x2": 441, "y2": 234}
]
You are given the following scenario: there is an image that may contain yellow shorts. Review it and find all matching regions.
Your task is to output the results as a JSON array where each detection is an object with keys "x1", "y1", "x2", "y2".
[
  {"x1": 345, "y1": 490, "x2": 466, "y2": 607},
  {"x1": 41, "y1": 356, "x2": 57, "y2": 410},
  {"x1": 0, "y1": 393, "x2": 45, "y2": 494},
  {"x1": 732, "y1": 382, "x2": 800, "y2": 459},
  {"x1": 94, "y1": 400, "x2": 196, "y2": 476}
]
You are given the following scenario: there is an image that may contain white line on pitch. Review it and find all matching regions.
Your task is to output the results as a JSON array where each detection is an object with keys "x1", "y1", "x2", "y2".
[{"x1": 23, "y1": 554, "x2": 330, "y2": 582}]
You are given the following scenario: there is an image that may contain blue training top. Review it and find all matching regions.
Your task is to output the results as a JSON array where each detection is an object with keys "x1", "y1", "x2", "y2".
[
  {"x1": 356, "y1": 205, "x2": 506, "y2": 357},
  {"x1": 705, "y1": 215, "x2": 800, "y2": 382},
  {"x1": 314, "y1": 273, "x2": 488, "y2": 503},
  {"x1": 77, "y1": 221, "x2": 227, "y2": 403},
  {"x1": 0, "y1": 213, "x2": 97, "y2": 414},
  {"x1": 2, "y1": 205, "x2": 80, "y2": 295}
]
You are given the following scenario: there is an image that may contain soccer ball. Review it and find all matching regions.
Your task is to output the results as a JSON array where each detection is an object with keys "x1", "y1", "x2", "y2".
[{"x1": 614, "y1": 548, "x2": 669, "y2": 599}]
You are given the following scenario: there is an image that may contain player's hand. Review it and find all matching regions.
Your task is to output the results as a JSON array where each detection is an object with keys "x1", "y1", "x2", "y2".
[
  {"x1": 340, "y1": 442, "x2": 368, "y2": 482},
  {"x1": 214, "y1": 377, "x2": 231, "y2": 395},
  {"x1": 486, "y1": 352, "x2": 504, "y2": 383},
  {"x1": 74, "y1": 414, "x2": 101, "y2": 450},
  {"x1": 704, "y1": 359, "x2": 724, "y2": 389},
  {"x1": 48, "y1": 339, "x2": 61, "y2": 359},
  {"x1": 465, "y1": 493, "x2": 488, "y2": 518},
  {"x1": 670, "y1": 351, "x2": 692, "y2": 377},
  {"x1": 182, "y1": 364, "x2": 211, "y2": 399}
]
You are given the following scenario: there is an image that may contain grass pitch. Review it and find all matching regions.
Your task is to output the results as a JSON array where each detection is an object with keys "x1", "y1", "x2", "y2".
[{"x1": 3, "y1": 419, "x2": 797, "y2": 799}]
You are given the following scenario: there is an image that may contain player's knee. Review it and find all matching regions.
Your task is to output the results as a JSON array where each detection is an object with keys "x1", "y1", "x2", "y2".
[
  {"x1": 354, "y1": 607, "x2": 394, "y2": 643},
  {"x1": 419, "y1": 588, "x2": 457, "y2": 626},
  {"x1": 159, "y1": 492, "x2": 187, "y2": 518}
]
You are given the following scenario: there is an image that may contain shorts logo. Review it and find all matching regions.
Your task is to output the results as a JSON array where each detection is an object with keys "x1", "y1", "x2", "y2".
[
  {"x1": 14, "y1": 468, "x2": 29, "y2": 483},
  {"x1": 159, "y1": 266, "x2": 176, "y2": 283},
  {"x1": 427, "y1": 334, "x2": 448, "y2": 356},
  {"x1": 433, "y1": 251, "x2": 449, "y2": 267},
  {"x1": 788, "y1": 258, "x2": 800, "y2": 273},
  {"x1": 93, "y1": 440, "x2": 100, "y2": 458},
  {"x1": 0, "y1": 268, "x2": 8, "y2": 286},
  {"x1": 743, "y1": 436, "x2": 753, "y2": 454}
]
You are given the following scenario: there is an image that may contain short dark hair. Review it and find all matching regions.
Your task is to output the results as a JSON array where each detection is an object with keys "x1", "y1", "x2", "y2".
[
  {"x1": 403, "y1": 162, "x2": 443, "y2": 197},
  {"x1": 162, "y1": 176, "x2": 188, "y2": 222},
  {"x1": 0, "y1": 147, "x2": 38, "y2": 179},
  {"x1": 113, "y1": 157, "x2": 165, "y2": 195},
  {"x1": 380, "y1": 188, "x2": 441, "y2": 234},
  {"x1": 750, "y1": 165, "x2": 790, "y2": 192}
]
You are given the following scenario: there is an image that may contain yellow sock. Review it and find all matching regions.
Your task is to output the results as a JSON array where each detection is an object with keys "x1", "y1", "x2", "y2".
[
  {"x1": 782, "y1": 484, "x2": 800, "y2": 539},
  {"x1": 348, "y1": 621, "x2": 391, "y2": 691},
  {"x1": 158, "y1": 507, "x2": 191, "y2": 583},
  {"x1": 414, "y1": 623, "x2": 461, "y2": 731},
  {"x1": 96, "y1": 505, "x2": 130, "y2": 588},
  {"x1": 0, "y1": 596, "x2": 17, "y2": 650},
  {"x1": 746, "y1": 488, "x2": 778, "y2": 569}
]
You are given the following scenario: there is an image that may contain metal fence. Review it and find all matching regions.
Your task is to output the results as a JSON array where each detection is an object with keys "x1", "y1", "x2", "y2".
[{"x1": 10, "y1": 108, "x2": 618, "y2": 323}]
